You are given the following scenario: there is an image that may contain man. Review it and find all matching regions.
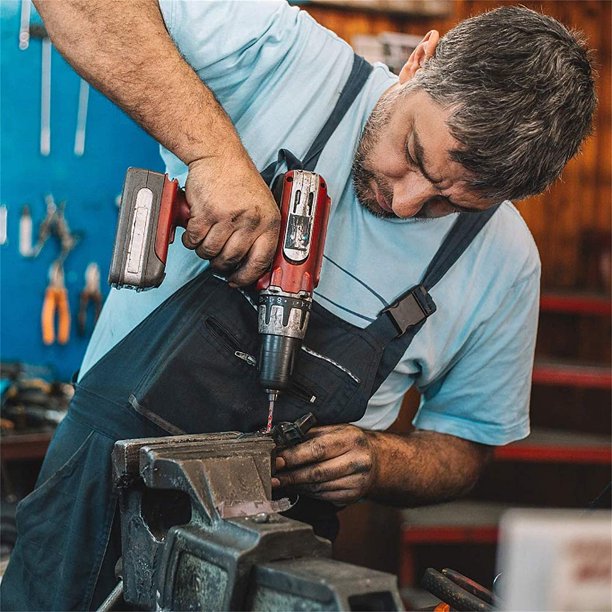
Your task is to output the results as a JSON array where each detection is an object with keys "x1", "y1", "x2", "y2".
[{"x1": 1, "y1": 1, "x2": 596, "y2": 610}]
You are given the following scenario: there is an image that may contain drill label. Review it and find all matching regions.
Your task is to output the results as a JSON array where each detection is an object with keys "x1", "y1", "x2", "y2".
[
  {"x1": 285, "y1": 214, "x2": 312, "y2": 253},
  {"x1": 125, "y1": 188, "x2": 153, "y2": 281}
]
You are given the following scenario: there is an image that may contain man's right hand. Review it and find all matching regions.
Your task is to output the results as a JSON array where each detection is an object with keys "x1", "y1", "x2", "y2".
[{"x1": 183, "y1": 154, "x2": 280, "y2": 286}]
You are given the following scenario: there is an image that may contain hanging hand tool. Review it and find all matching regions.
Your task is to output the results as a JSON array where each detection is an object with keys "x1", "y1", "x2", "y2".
[
  {"x1": 18, "y1": 0, "x2": 31, "y2": 50},
  {"x1": 74, "y1": 79, "x2": 89, "y2": 157},
  {"x1": 40, "y1": 31, "x2": 52, "y2": 156},
  {"x1": 0, "y1": 205, "x2": 7, "y2": 246},
  {"x1": 78, "y1": 263, "x2": 102, "y2": 336},
  {"x1": 108, "y1": 168, "x2": 330, "y2": 431},
  {"x1": 30, "y1": 195, "x2": 79, "y2": 261},
  {"x1": 29, "y1": 194, "x2": 56, "y2": 257},
  {"x1": 19, "y1": 205, "x2": 32, "y2": 256},
  {"x1": 42, "y1": 261, "x2": 71, "y2": 345},
  {"x1": 53, "y1": 200, "x2": 78, "y2": 265}
]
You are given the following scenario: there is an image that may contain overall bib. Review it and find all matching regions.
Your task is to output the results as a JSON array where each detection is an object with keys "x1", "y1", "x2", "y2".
[{"x1": 1, "y1": 56, "x2": 498, "y2": 611}]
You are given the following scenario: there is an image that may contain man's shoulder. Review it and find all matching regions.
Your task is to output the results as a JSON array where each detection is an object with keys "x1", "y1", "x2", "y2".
[
  {"x1": 481, "y1": 201, "x2": 541, "y2": 282},
  {"x1": 159, "y1": 0, "x2": 341, "y2": 71}
]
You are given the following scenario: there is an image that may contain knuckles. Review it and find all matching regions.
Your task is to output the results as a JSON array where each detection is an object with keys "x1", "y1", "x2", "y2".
[
  {"x1": 310, "y1": 466, "x2": 326, "y2": 483},
  {"x1": 348, "y1": 458, "x2": 371, "y2": 475},
  {"x1": 249, "y1": 256, "x2": 273, "y2": 274},
  {"x1": 309, "y1": 440, "x2": 328, "y2": 462},
  {"x1": 196, "y1": 244, "x2": 221, "y2": 259},
  {"x1": 215, "y1": 255, "x2": 243, "y2": 270}
]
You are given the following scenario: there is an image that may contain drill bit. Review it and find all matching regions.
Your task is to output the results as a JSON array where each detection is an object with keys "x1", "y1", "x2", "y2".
[{"x1": 265, "y1": 390, "x2": 278, "y2": 433}]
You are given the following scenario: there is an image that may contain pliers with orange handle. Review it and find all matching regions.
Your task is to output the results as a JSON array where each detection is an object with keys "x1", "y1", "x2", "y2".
[{"x1": 42, "y1": 261, "x2": 70, "y2": 345}]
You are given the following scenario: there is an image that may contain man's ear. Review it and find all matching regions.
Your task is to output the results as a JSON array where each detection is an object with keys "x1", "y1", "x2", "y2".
[{"x1": 398, "y1": 30, "x2": 440, "y2": 84}]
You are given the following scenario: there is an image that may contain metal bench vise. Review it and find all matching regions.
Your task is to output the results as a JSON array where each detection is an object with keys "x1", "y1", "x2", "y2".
[{"x1": 111, "y1": 431, "x2": 403, "y2": 611}]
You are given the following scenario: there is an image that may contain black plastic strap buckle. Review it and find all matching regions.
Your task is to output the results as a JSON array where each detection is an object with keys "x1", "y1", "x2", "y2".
[{"x1": 381, "y1": 284, "x2": 437, "y2": 336}]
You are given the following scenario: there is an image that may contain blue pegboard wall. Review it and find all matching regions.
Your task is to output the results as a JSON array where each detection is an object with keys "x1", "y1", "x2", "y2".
[{"x1": 0, "y1": 1, "x2": 164, "y2": 380}]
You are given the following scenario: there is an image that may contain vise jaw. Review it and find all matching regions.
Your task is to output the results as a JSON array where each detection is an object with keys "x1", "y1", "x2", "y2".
[{"x1": 111, "y1": 431, "x2": 403, "y2": 611}]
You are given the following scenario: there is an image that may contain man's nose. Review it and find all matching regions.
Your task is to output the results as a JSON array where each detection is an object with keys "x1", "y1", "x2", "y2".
[{"x1": 391, "y1": 173, "x2": 436, "y2": 217}]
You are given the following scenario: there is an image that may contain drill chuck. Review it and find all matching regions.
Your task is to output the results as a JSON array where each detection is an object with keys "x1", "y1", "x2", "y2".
[
  {"x1": 259, "y1": 335, "x2": 302, "y2": 390},
  {"x1": 257, "y1": 290, "x2": 311, "y2": 390}
]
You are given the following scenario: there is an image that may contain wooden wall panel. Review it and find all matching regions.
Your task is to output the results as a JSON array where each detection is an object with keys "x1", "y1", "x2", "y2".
[{"x1": 304, "y1": 0, "x2": 611, "y2": 291}]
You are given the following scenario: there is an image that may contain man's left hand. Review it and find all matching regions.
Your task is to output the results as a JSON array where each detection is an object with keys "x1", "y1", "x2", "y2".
[{"x1": 272, "y1": 425, "x2": 378, "y2": 504}]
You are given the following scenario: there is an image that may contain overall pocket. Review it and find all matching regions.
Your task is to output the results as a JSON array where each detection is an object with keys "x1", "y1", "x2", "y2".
[{"x1": 131, "y1": 284, "x2": 269, "y2": 434}]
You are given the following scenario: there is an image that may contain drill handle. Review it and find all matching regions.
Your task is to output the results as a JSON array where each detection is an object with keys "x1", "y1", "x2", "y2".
[
  {"x1": 173, "y1": 187, "x2": 190, "y2": 229},
  {"x1": 154, "y1": 177, "x2": 190, "y2": 261}
]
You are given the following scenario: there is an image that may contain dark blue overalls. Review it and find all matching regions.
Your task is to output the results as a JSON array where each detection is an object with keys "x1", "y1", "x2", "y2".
[{"x1": 1, "y1": 56, "x2": 498, "y2": 611}]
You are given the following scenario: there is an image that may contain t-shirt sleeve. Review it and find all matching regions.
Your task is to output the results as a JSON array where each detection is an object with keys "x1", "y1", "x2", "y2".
[
  {"x1": 158, "y1": 0, "x2": 331, "y2": 109},
  {"x1": 413, "y1": 269, "x2": 540, "y2": 446}
]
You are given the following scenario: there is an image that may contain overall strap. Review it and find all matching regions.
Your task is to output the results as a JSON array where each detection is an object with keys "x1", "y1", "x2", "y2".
[
  {"x1": 369, "y1": 205, "x2": 501, "y2": 394},
  {"x1": 302, "y1": 54, "x2": 372, "y2": 171},
  {"x1": 260, "y1": 54, "x2": 373, "y2": 184},
  {"x1": 421, "y1": 205, "x2": 501, "y2": 291}
]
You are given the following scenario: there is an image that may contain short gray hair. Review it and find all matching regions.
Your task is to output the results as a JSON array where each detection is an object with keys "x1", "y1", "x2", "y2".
[{"x1": 411, "y1": 5, "x2": 597, "y2": 201}]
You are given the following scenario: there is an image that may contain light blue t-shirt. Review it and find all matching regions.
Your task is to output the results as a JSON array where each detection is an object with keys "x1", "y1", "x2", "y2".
[{"x1": 81, "y1": 0, "x2": 540, "y2": 445}]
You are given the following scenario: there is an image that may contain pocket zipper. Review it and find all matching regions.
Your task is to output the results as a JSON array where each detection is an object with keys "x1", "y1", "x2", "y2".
[
  {"x1": 300, "y1": 346, "x2": 361, "y2": 383},
  {"x1": 205, "y1": 318, "x2": 258, "y2": 367},
  {"x1": 234, "y1": 351, "x2": 257, "y2": 367},
  {"x1": 288, "y1": 381, "x2": 317, "y2": 404}
]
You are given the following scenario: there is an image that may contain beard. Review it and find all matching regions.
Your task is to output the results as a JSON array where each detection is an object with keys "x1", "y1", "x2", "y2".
[
  {"x1": 352, "y1": 88, "x2": 399, "y2": 219},
  {"x1": 352, "y1": 155, "x2": 395, "y2": 219}
]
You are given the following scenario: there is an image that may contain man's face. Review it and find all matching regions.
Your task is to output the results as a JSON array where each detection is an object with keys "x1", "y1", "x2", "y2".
[{"x1": 353, "y1": 87, "x2": 495, "y2": 219}]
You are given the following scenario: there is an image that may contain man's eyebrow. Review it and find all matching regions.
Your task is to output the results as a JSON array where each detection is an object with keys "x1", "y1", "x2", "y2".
[{"x1": 413, "y1": 128, "x2": 446, "y2": 186}]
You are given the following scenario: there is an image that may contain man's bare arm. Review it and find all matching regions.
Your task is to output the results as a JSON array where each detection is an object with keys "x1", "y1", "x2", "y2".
[
  {"x1": 274, "y1": 425, "x2": 493, "y2": 506},
  {"x1": 366, "y1": 429, "x2": 492, "y2": 505},
  {"x1": 34, "y1": 0, "x2": 280, "y2": 285}
]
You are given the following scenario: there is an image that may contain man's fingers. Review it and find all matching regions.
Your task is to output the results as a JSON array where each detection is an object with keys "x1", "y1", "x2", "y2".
[
  {"x1": 294, "y1": 474, "x2": 362, "y2": 493},
  {"x1": 273, "y1": 426, "x2": 376, "y2": 504},
  {"x1": 208, "y1": 230, "x2": 252, "y2": 272},
  {"x1": 192, "y1": 222, "x2": 234, "y2": 260},
  {"x1": 276, "y1": 454, "x2": 371, "y2": 487},
  {"x1": 310, "y1": 489, "x2": 354, "y2": 503},
  {"x1": 181, "y1": 218, "x2": 211, "y2": 250},
  {"x1": 181, "y1": 215, "x2": 279, "y2": 285},
  {"x1": 278, "y1": 431, "x2": 352, "y2": 469},
  {"x1": 182, "y1": 157, "x2": 281, "y2": 286},
  {"x1": 275, "y1": 473, "x2": 363, "y2": 503},
  {"x1": 228, "y1": 230, "x2": 278, "y2": 286}
]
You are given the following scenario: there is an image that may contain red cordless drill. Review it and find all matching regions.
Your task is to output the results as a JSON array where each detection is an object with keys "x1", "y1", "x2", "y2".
[
  {"x1": 256, "y1": 170, "x2": 330, "y2": 431},
  {"x1": 109, "y1": 168, "x2": 331, "y2": 430}
]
